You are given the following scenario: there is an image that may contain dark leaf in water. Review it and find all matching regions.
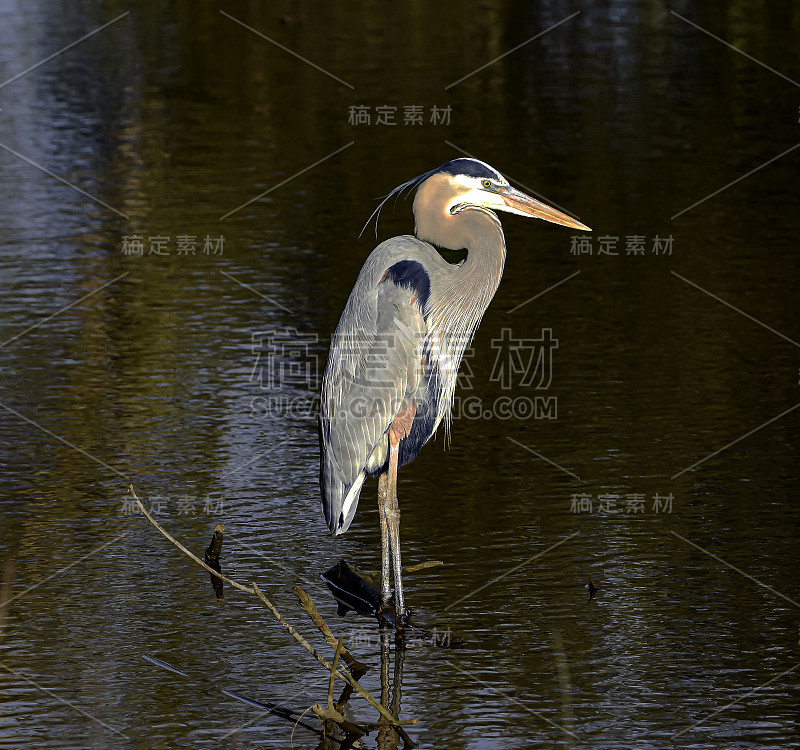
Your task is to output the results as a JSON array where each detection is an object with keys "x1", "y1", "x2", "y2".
[{"x1": 204, "y1": 524, "x2": 224, "y2": 601}]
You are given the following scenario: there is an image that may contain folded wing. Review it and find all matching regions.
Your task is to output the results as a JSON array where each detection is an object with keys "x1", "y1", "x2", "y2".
[{"x1": 319, "y1": 260, "x2": 429, "y2": 535}]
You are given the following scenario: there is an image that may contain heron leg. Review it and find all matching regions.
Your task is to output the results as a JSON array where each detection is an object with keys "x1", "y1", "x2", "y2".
[
  {"x1": 377, "y1": 472, "x2": 392, "y2": 610},
  {"x1": 380, "y1": 400, "x2": 416, "y2": 628},
  {"x1": 386, "y1": 427, "x2": 407, "y2": 625}
]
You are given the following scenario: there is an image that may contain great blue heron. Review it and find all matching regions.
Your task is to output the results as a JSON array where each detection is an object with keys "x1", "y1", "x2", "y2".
[{"x1": 319, "y1": 157, "x2": 590, "y2": 626}]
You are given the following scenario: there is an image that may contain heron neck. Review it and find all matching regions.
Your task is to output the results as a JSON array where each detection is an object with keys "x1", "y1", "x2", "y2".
[
  {"x1": 422, "y1": 208, "x2": 506, "y2": 438},
  {"x1": 425, "y1": 209, "x2": 506, "y2": 361},
  {"x1": 445, "y1": 208, "x2": 506, "y2": 315}
]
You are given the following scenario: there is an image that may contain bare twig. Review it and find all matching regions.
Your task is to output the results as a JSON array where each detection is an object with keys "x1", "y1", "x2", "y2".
[
  {"x1": 311, "y1": 637, "x2": 370, "y2": 737},
  {"x1": 293, "y1": 585, "x2": 368, "y2": 673},
  {"x1": 291, "y1": 704, "x2": 316, "y2": 749},
  {"x1": 313, "y1": 637, "x2": 346, "y2": 724},
  {"x1": 253, "y1": 582, "x2": 415, "y2": 740},
  {"x1": 403, "y1": 560, "x2": 443, "y2": 573},
  {"x1": 129, "y1": 484, "x2": 416, "y2": 745},
  {"x1": 329, "y1": 638, "x2": 343, "y2": 709}
]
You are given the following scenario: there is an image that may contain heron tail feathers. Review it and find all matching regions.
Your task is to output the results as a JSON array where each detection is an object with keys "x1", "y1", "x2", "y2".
[{"x1": 321, "y1": 464, "x2": 365, "y2": 536}]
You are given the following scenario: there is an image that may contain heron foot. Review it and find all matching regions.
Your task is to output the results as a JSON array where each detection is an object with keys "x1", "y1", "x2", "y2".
[
  {"x1": 377, "y1": 599, "x2": 411, "y2": 633},
  {"x1": 395, "y1": 608, "x2": 411, "y2": 631}
]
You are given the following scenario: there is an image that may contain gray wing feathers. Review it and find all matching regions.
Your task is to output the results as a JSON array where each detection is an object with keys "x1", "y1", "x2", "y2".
[{"x1": 320, "y1": 262, "x2": 427, "y2": 535}]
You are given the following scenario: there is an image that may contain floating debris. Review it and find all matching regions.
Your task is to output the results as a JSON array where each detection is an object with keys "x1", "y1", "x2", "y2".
[
  {"x1": 323, "y1": 560, "x2": 382, "y2": 618},
  {"x1": 322, "y1": 559, "x2": 465, "y2": 647}
]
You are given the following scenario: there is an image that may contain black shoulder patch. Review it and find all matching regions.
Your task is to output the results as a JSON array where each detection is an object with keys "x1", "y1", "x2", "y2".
[{"x1": 381, "y1": 260, "x2": 430, "y2": 310}]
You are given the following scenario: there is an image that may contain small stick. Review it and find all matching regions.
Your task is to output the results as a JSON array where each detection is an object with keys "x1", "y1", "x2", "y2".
[
  {"x1": 402, "y1": 560, "x2": 443, "y2": 573},
  {"x1": 293, "y1": 586, "x2": 368, "y2": 673},
  {"x1": 328, "y1": 637, "x2": 343, "y2": 712},
  {"x1": 312, "y1": 638, "x2": 346, "y2": 728}
]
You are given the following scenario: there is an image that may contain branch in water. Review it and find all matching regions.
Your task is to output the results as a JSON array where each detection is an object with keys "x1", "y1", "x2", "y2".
[
  {"x1": 403, "y1": 560, "x2": 443, "y2": 573},
  {"x1": 128, "y1": 484, "x2": 416, "y2": 746},
  {"x1": 293, "y1": 585, "x2": 368, "y2": 674}
]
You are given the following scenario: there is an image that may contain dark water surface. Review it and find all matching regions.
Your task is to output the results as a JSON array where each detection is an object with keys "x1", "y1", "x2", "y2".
[{"x1": 1, "y1": 1, "x2": 799, "y2": 747}]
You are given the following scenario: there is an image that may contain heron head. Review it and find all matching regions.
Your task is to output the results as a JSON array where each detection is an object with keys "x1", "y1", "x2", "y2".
[
  {"x1": 416, "y1": 158, "x2": 590, "y2": 233},
  {"x1": 361, "y1": 157, "x2": 591, "y2": 250}
]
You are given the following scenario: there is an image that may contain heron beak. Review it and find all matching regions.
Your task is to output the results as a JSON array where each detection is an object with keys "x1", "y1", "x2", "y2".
[{"x1": 499, "y1": 186, "x2": 591, "y2": 231}]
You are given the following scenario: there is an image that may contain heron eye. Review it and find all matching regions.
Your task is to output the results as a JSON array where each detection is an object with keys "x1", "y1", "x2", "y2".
[{"x1": 481, "y1": 179, "x2": 492, "y2": 189}]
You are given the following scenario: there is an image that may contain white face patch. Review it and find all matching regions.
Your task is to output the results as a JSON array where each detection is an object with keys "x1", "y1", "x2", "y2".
[
  {"x1": 446, "y1": 174, "x2": 509, "y2": 214},
  {"x1": 450, "y1": 173, "x2": 508, "y2": 189}
]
